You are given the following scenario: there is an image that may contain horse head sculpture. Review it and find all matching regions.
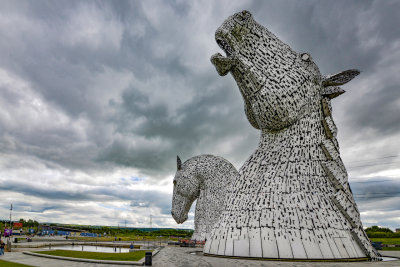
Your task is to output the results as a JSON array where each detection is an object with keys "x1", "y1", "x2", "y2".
[
  {"x1": 211, "y1": 10, "x2": 359, "y2": 131},
  {"x1": 171, "y1": 155, "x2": 201, "y2": 224},
  {"x1": 203, "y1": 10, "x2": 380, "y2": 260},
  {"x1": 171, "y1": 155, "x2": 237, "y2": 241}
]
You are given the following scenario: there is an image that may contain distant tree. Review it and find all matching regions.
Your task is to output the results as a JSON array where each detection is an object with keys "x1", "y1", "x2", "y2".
[
  {"x1": 365, "y1": 226, "x2": 393, "y2": 233},
  {"x1": 25, "y1": 219, "x2": 34, "y2": 227},
  {"x1": 365, "y1": 225, "x2": 400, "y2": 238}
]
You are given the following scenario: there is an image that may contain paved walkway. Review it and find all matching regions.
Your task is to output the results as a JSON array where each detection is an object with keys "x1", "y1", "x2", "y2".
[
  {"x1": 1, "y1": 252, "x2": 125, "y2": 267},
  {"x1": 1, "y1": 247, "x2": 399, "y2": 267},
  {"x1": 152, "y1": 247, "x2": 400, "y2": 267}
]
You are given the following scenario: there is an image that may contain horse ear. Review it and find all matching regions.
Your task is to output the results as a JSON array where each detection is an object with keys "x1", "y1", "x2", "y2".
[
  {"x1": 321, "y1": 86, "x2": 346, "y2": 99},
  {"x1": 177, "y1": 156, "x2": 182, "y2": 170},
  {"x1": 322, "y1": 69, "x2": 360, "y2": 87}
]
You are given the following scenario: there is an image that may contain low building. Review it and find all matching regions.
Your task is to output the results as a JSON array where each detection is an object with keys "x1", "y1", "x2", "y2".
[{"x1": 40, "y1": 225, "x2": 84, "y2": 236}]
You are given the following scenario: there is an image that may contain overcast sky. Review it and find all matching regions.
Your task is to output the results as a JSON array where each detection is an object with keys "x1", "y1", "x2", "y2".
[{"x1": 0, "y1": 0, "x2": 399, "y2": 230}]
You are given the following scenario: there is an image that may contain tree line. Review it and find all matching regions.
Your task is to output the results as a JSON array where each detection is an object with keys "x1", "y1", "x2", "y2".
[{"x1": 365, "y1": 226, "x2": 400, "y2": 238}]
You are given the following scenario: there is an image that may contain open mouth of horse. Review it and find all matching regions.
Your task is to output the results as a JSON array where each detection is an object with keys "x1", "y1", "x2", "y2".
[
  {"x1": 171, "y1": 210, "x2": 188, "y2": 224},
  {"x1": 175, "y1": 214, "x2": 188, "y2": 224},
  {"x1": 179, "y1": 215, "x2": 188, "y2": 224},
  {"x1": 216, "y1": 38, "x2": 233, "y2": 57},
  {"x1": 211, "y1": 36, "x2": 235, "y2": 76}
]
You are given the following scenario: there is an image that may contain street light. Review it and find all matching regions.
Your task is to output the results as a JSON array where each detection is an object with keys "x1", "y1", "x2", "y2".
[{"x1": 9, "y1": 204, "x2": 12, "y2": 240}]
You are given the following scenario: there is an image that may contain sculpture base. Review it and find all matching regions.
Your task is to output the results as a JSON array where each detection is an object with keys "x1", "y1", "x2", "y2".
[{"x1": 204, "y1": 253, "x2": 371, "y2": 262}]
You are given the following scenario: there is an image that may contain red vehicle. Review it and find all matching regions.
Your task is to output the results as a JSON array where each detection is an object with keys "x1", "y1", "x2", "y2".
[{"x1": 13, "y1": 222, "x2": 23, "y2": 229}]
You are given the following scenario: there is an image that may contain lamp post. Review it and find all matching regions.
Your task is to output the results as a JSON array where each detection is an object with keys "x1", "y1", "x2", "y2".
[{"x1": 9, "y1": 204, "x2": 12, "y2": 240}]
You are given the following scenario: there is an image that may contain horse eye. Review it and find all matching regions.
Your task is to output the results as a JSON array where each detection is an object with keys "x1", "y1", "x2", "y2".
[
  {"x1": 238, "y1": 11, "x2": 249, "y2": 21},
  {"x1": 301, "y1": 53, "x2": 310, "y2": 61}
]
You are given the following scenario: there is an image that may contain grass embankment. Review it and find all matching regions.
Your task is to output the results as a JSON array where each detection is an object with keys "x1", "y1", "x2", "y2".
[
  {"x1": 381, "y1": 247, "x2": 400, "y2": 251},
  {"x1": 72, "y1": 235, "x2": 177, "y2": 242},
  {"x1": 0, "y1": 259, "x2": 33, "y2": 267},
  {"x1": 370, "y1": 237, "x2": 400, "y2": 251},
  {"x1": 36, "y1": 250, "x2": 149, "y2": 261},
  {"x1": 370, "y1": 238, "x2": 400, "y2": 245}
]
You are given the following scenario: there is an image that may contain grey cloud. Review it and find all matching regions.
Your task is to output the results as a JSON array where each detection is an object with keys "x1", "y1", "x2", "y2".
[
  {"x1": 2, "y1": 200, "x2": 67, "y2": 214},
  {"x1": 0, "y1": 181, "x2": 173, "y2": 214},
  {"x1": 350, "y1": 178, "x2": 400, "y2": 207},
  {"x1": 98, "y1": 76, "x2": 256, "y2": 175},
  {"x1": 0, "y1": 0, "x2": 399, "y2": 228},
  {"x1": 344, "y1": 85, "x2": 400, "y2": 136},
  {"x1": 0, "y1": 183, "x2": 103, "y2": 201},
  {"x1": 91, "y1": 187, "x2": 172, "y2": 215},
  {"x1": 347, "y1": 178, "x2": 400, "y2": 229}
]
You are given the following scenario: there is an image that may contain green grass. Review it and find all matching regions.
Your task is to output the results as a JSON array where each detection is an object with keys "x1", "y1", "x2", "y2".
[
  {"x1": 0, "y1": 259, "x2": 33, "y2": 267},
  {"x1": 71, "y1": 235, "x2": 177, "y2": 242},
  {"x1": 381, "y1": 247, "x2": 400, "y2": 251},
  {"x1": 36, "y1": 250, "x2": 149, "y2": 261},
  {"x1": 370, "y1": 237, "x2": 400, "y2": 245}
]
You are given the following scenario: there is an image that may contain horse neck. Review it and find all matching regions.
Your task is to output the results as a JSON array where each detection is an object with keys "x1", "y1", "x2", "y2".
[
  {"x1": 193, "y1": 156, "x2": 231, "y2": 236},
  {"x1": 259, "y1": 98, "x2": 335, "y2": 151},
  {"x1": 192, "y1": 155, "x2": 231, "y2": 188},
  {"x1": 193, "y1": 156, "x2": 231, "y2": 208}
]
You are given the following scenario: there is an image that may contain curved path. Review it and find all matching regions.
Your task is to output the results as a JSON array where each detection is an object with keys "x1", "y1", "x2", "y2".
[
  {"x1": 152, "y1": 247, "x2": 400, "y2": 267},
  {"x1": 2, "y1": 252, "x2": 125, "y2": 267},
  {"x1": 1, "y1": 247, "x2": 399, "y2": 267}
]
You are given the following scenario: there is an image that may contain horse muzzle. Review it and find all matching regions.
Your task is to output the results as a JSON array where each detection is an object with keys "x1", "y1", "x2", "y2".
[{"x1": 171, "y1": 210, "x2": 188, "y2": 224}]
